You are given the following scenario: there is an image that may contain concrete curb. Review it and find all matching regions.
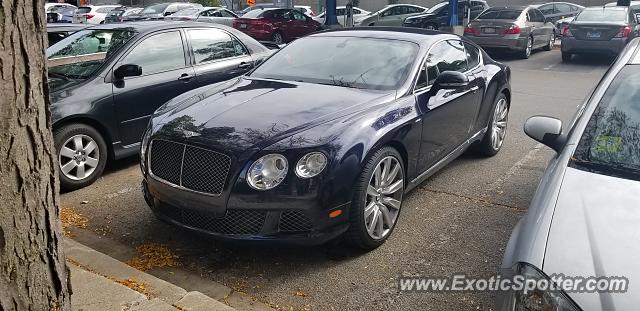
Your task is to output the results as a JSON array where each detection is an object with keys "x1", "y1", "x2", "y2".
[{"x1": 65, "y1": 238, "x2": 236, "y2": 311}]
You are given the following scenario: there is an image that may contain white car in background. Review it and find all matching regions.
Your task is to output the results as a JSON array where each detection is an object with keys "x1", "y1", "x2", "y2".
[
  {"x1": 73, "y1": 5, "x2": 121, "y2": 24},
  {"x1": 313, "y1": 6, "x2": 370, "y2": 25},
  {"x1": 165, "y1": 6, "x2": 238, "y2": 26},
  {"x1": 45, "y1": 3, "x2": 76, "y2": 13},
  {"x1": 294, "y1": 5, "x2": 315, "y2": 16}
]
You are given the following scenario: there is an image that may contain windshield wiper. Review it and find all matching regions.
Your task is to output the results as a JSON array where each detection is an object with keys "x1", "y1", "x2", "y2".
[{"x1": 48, "y1": 71, "x2": 73, "y2": 81}]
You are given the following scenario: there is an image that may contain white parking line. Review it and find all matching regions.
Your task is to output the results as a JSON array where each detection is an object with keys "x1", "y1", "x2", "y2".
[{"x1": 486, "y1": 143, "x2": 545, "y2": 193}]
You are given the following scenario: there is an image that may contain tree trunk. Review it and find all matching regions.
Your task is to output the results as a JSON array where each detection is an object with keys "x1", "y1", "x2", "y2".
[{"x1": 0, "y1": 0, "x2": 71, "y2": 309}]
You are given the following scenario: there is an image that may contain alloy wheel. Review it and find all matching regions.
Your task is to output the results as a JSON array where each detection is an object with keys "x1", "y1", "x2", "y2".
[
  {"x1": 491, "y1": 98, "x2": 508, "y2": 150},
  {"x1": 272, "y1": 32, "x2": 283, "y2": 44},
  {"x1": 364, "y1": 156, "x2": 404, "y2": 240},
  {"x1": 526, "y1": 37, "x2": 533, "y2": 57},
  {"x1": 59, "y1": 134, "x2": 100, "y2": 181},
  {"x1": 549, "y1": 35, "x2": 555, "y2": 49}
]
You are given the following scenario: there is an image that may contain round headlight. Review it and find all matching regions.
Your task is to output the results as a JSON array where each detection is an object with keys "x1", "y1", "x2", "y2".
[
  {"x1": 295, "y1": 152, "x2": 327, "y2": 178},
  {"x1": 247, "y1": 154, "x2": 288, "y2": 190}
]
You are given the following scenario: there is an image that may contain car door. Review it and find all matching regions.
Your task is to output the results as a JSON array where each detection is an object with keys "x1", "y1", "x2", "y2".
[
  {"x1": 290, "y1": 9, "x2": 313, "y2": 38},
  {"x1": 272, "y1": 9, "x2": 293, "y2": 40},
  {"x1": 186, "y1": 28, "x2": 254, "y2": 88},
  {"x1": 112, "y1": 30, "x2": 196, "y2": 146},
  {"x1": 378, "y1": 6, "x2": 401, "y2": 26},
  {"x1": 526, "y1": 9, "x2": 545, "y2": 46},
  {"x1": 415, "y1": 40, "x2": 479, "y2": 172}
]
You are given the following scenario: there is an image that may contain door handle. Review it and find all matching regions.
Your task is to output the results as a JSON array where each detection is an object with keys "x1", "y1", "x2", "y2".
[
  {"x1": 470, "y1": 86, "x2": 479, "y2": 93},
  {"x1": 178, "y1": 73, "x2": 192, "y2": 81},
  {"x1": 238, "y1": 62, "x2": 252, "y2": 69}
]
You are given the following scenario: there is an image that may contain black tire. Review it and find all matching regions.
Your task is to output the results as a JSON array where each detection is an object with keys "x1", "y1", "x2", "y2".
[
  {"x1": 345, "y1": 147, "x2": 404, "y2": 250},
  {"x1": 424, "y1": 23, "x2": 438, "y2": 30},
  {"x1": 472, "y1": 93, "x2": 509, "y2": 157},
  {"x1": 543, "y1": 33, "x2": 554, "y2": 51},
  {"x1": 271, "y1": 31, "x2": 284, "y2": 44},
  {"x1": 562, "y1": 52, "x2": 572, "y2": 62},
  {"x1": 520, "y1": 36, "x2": 533, "y2": 59},
  {"x1": 54, "y1": 123, "x2": 108, "y2": 191}
]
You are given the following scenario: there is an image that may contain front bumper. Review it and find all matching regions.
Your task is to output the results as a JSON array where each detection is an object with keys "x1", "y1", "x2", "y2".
[
  {"x1": 464, "y1": 35, "x2": 528, "y2": 51},
  {"x1": 561, "y1": 37, "x2": 627, "y2": 55},
  {"x1": 142, "y1": 177, "x2": 350, "y2": 245}
]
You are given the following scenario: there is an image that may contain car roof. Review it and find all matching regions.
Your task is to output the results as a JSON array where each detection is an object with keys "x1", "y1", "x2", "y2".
[
  {"x1": 312, "y1": 27, "x2": 461, "y2": 45},
  {"x1": 584, "y1": 5, "x2": 628, "y2": 10},
  {"x1": 84, "y1": 21, "x2": 233, "y2": 34}
]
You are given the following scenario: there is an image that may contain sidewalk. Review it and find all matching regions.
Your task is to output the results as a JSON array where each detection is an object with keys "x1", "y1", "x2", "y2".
[{"x1": 65, "y1": 238, "x2": 236, "y2": 311}]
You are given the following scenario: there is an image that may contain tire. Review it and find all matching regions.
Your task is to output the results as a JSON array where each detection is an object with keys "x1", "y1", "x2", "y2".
[
  {"x1": 271, "y1": 31, "x2": 284, "y2": 44},
  {"x1": 562, "y1": 52, "x2": 572, "y2": 62},
  {"x1": 345, "y1": 147, "x2": 405, "y2": 250},
  {"x1": 472, "y1": 93, "x2": 509, "y2": 157},
  {"x1": 54, "y1": 123, "x2": 108, "y2": 191},
  {"x1": 424, "y1": 23, "x2": 438, "y2": 30},
  {"x1": 520, "y1": 36, "x2": 533, "y2": 59},
  {"x1": 368, "y1": 23, "x2": 375, "y2": 26},
  {"x1": 543, "y1": 33, "x2": 555, "y2": 51}
]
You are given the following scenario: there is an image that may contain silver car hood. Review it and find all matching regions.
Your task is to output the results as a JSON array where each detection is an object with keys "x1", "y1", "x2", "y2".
[{"x1": 544, "y1": 167, "x2": 640, "y2": 310}]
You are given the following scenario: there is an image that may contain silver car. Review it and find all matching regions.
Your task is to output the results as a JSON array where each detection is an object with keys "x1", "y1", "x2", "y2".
[
  {"x1": 164, "y1": 6, "x2": 238, "y2": 26},
  {"x1": 313, "y1": 6, "x2": 370, "y2": 26},
  {"x1": 464, "y1": 6, "x2": 556, "y2": 59},
  {"x1": 561, "y1": 6, "x2": 639, "y2": 62},
  {"x1": 357, "y1": 4, "x2": 427, "y2": 27},
  {"x1": 497, "y1": 38, "x2": 640, "y2": 311}
]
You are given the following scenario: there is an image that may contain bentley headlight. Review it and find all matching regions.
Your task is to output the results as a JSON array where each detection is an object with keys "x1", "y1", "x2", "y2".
[
  {"x1": 295, "y1": 152, "x2": 327, "y2": 178},
  {"x1": 247, "y1": 154, "x2": 288, "y2": 190},
  {"x1": 514, "y1": 263, "x2": 580, "y2": 311},
  {"x1": 139, "y1": 125, "x2": 152, "y2": 174}
]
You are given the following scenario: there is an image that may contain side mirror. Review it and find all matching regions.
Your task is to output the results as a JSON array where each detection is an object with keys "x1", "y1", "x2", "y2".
[
  {"x1": 114, "y1": 64, "x2": 142, "y2": 79},
  {"x1": 164, "y1": 11, "x2": 172, "y2": 16},
  {"x1": 523, "y1": 116, "x2": 565, "y2": 153},
  {"x1": 433, "y1": 71, "x2": 469, "y2": 89}
]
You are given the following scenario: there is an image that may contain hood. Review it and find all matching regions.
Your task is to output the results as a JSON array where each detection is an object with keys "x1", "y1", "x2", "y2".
[
  {"x1": 48, "y1": 76, "x2": 84, "y2": 93},
  {"x1": 152, "y1": 77, "x2": 393, "y2": 154},
  {"x1": 543, "y1": 167, "x2": 640, "y2": 310}
]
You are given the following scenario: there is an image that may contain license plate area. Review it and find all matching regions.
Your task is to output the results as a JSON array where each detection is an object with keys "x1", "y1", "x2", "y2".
[
  {"x1": 482, "y1": 27, "x2": 496, "y2": 34},
  {"x1": 239, "y1": 23, "x2": 247, "y2": 29},
  {"x1": 586, "y1": 31, "x2": 601, "y2": 38}
]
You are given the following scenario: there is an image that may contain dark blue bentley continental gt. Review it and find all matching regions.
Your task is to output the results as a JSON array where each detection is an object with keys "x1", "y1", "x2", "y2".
[{"x1": 140, "y1": 27, "x2": 511, "y2": 249}]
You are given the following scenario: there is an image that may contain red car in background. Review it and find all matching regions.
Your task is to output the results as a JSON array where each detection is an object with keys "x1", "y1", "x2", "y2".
[{"x1": 233, "y1": 8, "x2": 323, "y2": 44}]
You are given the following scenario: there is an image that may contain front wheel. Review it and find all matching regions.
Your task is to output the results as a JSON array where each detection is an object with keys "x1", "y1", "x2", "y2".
[
  {"x1": 271, "y1": 31, "x2": 284, "y2": 44},
  {"x1": 345, "y1": 147, "x2": 405, "y2": 250},
  {"x1": 543, "y1": 33, "x2": 555, "y2": 51},
  {"x1": 472, "y1": 93, "x2": 509, "y2": 157},
  {"x1": 54, "y1": 124, "x2": 108, "y2": 191}
]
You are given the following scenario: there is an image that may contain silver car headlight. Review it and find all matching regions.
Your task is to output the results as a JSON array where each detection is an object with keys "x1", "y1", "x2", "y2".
[
  {"x1": 514, "y1": 263, "x2": 580, "y2": 311},
  {"x1": 247, "y1": 154, "x2": 288, "y2": 190},
  {"x1": 295, "y1": 152, "x2": 327, "y2": 178}
]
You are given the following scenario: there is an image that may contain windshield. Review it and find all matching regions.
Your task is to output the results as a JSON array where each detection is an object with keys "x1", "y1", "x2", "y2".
[
  {"x1": 575, "y1": 8, "x2": 627, "y2": 22},
  {"x1": 107, "y1": 9, "x2": 125, "y2": 17},
  {"x1": 141, "y1": 3, "x2": 169, "y2": 14},
  {"x1": 47, "y1": 29, "x2": 136, "y2": 80},
  {"x1": 477, "y1": 9, "x2": 523, "y2": 20},
  {"x1": 173, "y1": 8, "x2": 200, "y2": 16},
  {"x1": 243, "y1": 9, "x2": 267, "y2": 18},
  {"x1": 572, "y1": 65, "x2": 640, "y2": 181},
  {"x1": 250, "y1": 36, "x2": 418, "y2": 91},
  {"x1": 427, "y1": 2, "x2": 447, "y2": 14}
]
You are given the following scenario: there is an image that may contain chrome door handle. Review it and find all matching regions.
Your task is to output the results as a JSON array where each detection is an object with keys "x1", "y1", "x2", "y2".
[
  {"x1": 178, "y1": 73, "x2": 193, "y2": 81},
  {"x1": 470, "y1": 86, "x2": 480, "y2": 93}
]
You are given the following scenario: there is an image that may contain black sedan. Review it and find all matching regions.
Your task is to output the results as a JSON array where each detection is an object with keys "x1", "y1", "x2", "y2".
[
  {"x1": 47, "y1": 21, "x2": 272, "y2": 190},
  {"x1": 141, "y1": 28, "x2": 511, "y2": 249}
]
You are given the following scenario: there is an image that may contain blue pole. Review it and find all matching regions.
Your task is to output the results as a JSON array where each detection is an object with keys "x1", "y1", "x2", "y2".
[
  {"x1": 448, "y1": 0, "x2": 458, "y2": 27},
  {"x1": 324, "y1": 0, "x2": 338, "y2": 26}
]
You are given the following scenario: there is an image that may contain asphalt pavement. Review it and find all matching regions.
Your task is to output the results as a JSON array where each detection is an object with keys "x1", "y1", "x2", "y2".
[{"x1": 61, "y1": 46, "x2": 612, "y2": 311}]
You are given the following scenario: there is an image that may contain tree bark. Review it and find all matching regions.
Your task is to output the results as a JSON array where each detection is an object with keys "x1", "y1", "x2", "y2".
[{"x1": 0, "y1": 0, "x2": 71, "y2": 309}]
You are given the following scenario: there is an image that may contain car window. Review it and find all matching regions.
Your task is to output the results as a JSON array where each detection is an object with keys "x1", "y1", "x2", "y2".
[
  {"x1": 465, "y1": 43, "x2": 480, "y2": 69},
  {"x1": 534, "y1": 9, "x2": 546, "y2": 22},
  {"x1": 381, "y1": 8, "x2": 394, "y2": 17},
  {"x1": 188, "y1": 29, "x2": 246, "y2": 64},
  {"x1": 353, "y1": 8, "x2": 361, "y2": 14},
  {"x1": 427, "y1": 40, "x2": 468, "y2": 78},
  {"x1": 291, "y1": 10, "x2": 307, "y2": 21},
  {"x1": 570, "y1": 5, "x2": 581, "y2": 12},
  {"x1": 555, "y1": 3, "x2": 572, "y2": 14},
  {"x1": 538, "y1": 4, "x2": 554, "y2": 15},
  {"x1": 336, "y1": 8, "x2": 345, "y2": 15},
  {"x1": 407, "y1": 6, "x2": 423, "y2": 14},
  {"x1": 96, "y1": 7, "x2": 114, "y2": 13},
  {"x1": 572, "y1": 65, "x2": 640, "y2": 181},
  {"x1": 575, "y1": 8, "x2": 627, "y2": 22},
  {"x1": 77, "y1": 7, "x2": 92, "y2": 13},
  {"x1": 477, "y1": 9, "x2": 523, "y2": 20},
  {"x1": 121, "y1": 31, "x2": 185, "y2": 76},
  {"x1": 48, "y1": 29, "x2": 136, "y2": 79},
  {"x1": 221, "y1": 10, "x2": 236, "y2": 17}
]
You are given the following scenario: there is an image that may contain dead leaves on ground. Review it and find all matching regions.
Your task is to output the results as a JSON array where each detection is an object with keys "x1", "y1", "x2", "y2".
[
  {"x1": 127, "y1": 243, "x2": 180, "y2": 271},
  {"x1": 60, "y1": 207, "x2": 88, "y2": 236}
]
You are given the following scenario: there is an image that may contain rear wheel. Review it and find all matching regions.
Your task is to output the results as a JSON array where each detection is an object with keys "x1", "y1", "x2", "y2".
[
  {"x1": 520, "y1": 36, "x2": 533, "y2": 59},
  {"x1": 54, "y1": 123, "x2": 108, "y2": 191},
  {"x1": 562, "y1": 52, "x2": 572, "y2": 62},
  {"x1": 345, "y1": 147, "x2": 404, "y2": 250},
  {"x1": 271, "y1": 31, "x2": 284, "y2": 44},
  {"x1": 472, "y1": 93, "x2": 509, "y2": 157},
  {"x1": 424, "y1": 23, "x2": 438, "y2": 30}
]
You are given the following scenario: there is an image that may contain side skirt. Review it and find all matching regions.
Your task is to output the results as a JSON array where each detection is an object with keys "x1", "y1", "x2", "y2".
[{"x1": 405, "y1": 127, "x2": 487, "y2": 193}]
